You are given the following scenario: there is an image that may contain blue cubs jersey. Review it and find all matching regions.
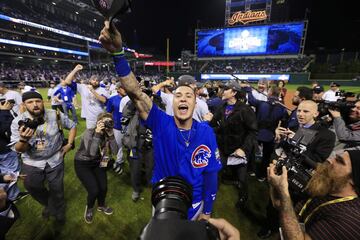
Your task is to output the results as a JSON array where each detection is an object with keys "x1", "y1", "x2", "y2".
[
  {"x1": 143, "y1": 104, "x2": 222, "y2": 206},
  {"x1": 106, "y1": 95, "x2": 122, "y2": 130}
]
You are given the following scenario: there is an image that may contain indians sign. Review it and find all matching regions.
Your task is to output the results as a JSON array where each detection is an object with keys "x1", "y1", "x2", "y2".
[{"x1": 228, "y1": 10, "x2": 267, "y2": 25}]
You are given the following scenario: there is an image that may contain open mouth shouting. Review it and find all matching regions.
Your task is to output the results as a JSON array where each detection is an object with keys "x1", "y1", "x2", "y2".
[{"x1": 178, "y1": 104, "x2": 189, "y2": 115}]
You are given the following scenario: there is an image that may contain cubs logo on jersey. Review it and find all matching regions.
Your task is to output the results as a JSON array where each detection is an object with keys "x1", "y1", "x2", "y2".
[{"x1": 191, "y1": 145, "x2": 211, "y2": 168}]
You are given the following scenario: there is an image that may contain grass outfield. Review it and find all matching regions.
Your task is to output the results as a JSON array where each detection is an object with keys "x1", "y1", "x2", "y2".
[{"x1": 7, "y1": 84, "x2": 360, "y2": 240}]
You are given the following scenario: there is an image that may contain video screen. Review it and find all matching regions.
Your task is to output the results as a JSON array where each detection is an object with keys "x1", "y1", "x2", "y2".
[{"x1": 196, "y1": 22, "x2": 304, "y2": 57}]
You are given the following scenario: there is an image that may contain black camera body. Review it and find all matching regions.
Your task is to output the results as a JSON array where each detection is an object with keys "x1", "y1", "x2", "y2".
[
  {"x1": 275, "y1": 128, "x2": 318, "y2": 194},
  {"x1": 141, "y1": 129, "x2": 153, "y2": 149},
  {"x1": 104, "y1": 119, "x2": 114, "y2": 129},
  {"x1": 318, "y1": 99, "x2": 356, "y2": 125},
  {"x1": 140, "y1": 176, "x2": 220, "y2": 240},
  {"x1": 18, "y1": 118, "x2": 45, "y2": 131}
]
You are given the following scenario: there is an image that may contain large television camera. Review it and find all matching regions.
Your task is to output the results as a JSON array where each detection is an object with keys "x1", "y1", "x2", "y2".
[
  {"x1": 318, "y1": 91, "x2": 357, "y2": 124},
  {"x1": 275, "y1": 128, "x2": 318, "y2": 194},
  {"x1": 139, "y1": 176, "x2": 220, "y2": 240}
]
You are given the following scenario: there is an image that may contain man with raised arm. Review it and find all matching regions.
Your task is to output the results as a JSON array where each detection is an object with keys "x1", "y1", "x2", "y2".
[
  {"x1": 99, "y1": 21, "x2": 222, "y2": 220},
  {"x1": 64, "y1": 65, "x2": 109, "y2": 129}
]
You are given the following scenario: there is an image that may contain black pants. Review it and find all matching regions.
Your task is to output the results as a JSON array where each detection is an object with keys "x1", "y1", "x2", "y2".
[
  {"x1": 22, "y1": 162, "x2": 65, "y2": 219},
  {"x1": 129, "y1": 147, "x2": 154, "y2": 192},
  {"x1": 258, "y1": 141, "x2": 275, "y2": 179},
  {"x1": 0, "y1": 202, "x2": 20, "y2": 240},
  {"x1": 74, "y1": 160, "x2": 107, "y2": 209}
]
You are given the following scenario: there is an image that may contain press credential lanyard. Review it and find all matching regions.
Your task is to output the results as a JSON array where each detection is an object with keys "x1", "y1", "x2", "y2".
[{"x1": 298, "y1": 196, "x2": 357, "y2": 224}]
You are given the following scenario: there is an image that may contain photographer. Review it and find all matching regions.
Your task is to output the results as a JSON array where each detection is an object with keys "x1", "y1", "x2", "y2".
[
  {"x1": 122, "y1": 86, "x2": 164, "y2": 201},
  {"x1": 329, "y1": 100, "x2": 360, "y2": 148},
  {"x1": 99, "y1": 21, "x2": 222, "y2": 220},
  {"x1": 0, "y1": 187, "x2": 20, "y2": 240},
  {"x1": 260, "y1": 100, "x2": 335, "y2": 238},
  {"x1": 10, "y1": 91, "x2": 76, "y2": 224},
  {"x1": 0, "y1": 99, "x2": 23, "y2": 202},
  {"x1": 276, "y1": 100, "x2": 335, "y2": 163},
  {"x1": 0, "y1": 81, "x2": 22, "y2": 115},
  {"x1": 74, "y1": 113, "x2": 118, "y2": 224},
  {"x1": 268, "y1": 149, "x2": 360, "y2": 240}
]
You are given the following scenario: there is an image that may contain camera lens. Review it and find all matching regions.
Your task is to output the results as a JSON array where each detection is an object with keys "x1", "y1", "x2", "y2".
[{"x1": 151, "y1": 176, "x2": 192, "y2": 220}]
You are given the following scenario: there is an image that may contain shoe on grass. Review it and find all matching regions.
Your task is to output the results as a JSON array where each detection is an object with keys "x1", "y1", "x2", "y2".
[
  {"x1": 257, "y1": 227, "x2": 272, "y2": 239},
  {"x1": 114, "y1": 163, "x2": 124, "y2": 175},
  {"x1": 13, "y1": 191, "x2": 29, "y2": 203},
  {"x1": 132, "y1": 191, "x2": 140, "y2": 202},
  {"x1": 84, "y1": 206, "x2": 93, "y2": 224},
  {"x1": 42, "y1": 207, "x2": 50, "y2": 220},
  {"x1": 97, "y1": 206, "x2": 113, "y2": 215}
]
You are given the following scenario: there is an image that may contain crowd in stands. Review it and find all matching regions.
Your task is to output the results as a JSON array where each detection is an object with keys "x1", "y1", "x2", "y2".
[
  {"x1": 193, "y1": 56, "x2": 312, "y2": 73},
  {"x1": 0, "y1": 64, "x2": 118, "y2": 87},
  {"x1": 0, "y1": 1, "x2": 99, "y2": 39}
]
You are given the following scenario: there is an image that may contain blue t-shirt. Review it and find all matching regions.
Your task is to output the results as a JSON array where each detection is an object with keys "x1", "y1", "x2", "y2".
[
  {"x1": 224, "y1": 104, "x2": 234, "y2": 119},
  {"x1": 143, "y1": 105, "x2": 222, "y2": 211},
  {"x1": 106, "y1": 95, "x2": 122, "y2": 130},
  {"x1": 53, "y1": 86, "x2": 75, "y2": 104}
]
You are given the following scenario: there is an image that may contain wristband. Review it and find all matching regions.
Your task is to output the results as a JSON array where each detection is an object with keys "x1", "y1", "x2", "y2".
[
  {"x1": 19, "y1": 139, "x2": 28, "y2": 143},
  {"x1": 111, "y1": 49, "x2": 125, "y2": 56},
  {"x1": 113, "y1": 55, "x2": 131, "y2": 77}
]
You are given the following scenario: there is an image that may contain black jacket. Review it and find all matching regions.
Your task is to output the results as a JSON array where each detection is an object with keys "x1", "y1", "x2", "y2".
[
  {"x1": 0, "y1": 201, "x2": 19, "y2": 239},
  {"x1": 0, "y1": 110, "x2": 14, "y2": 154},
  {"x1": 210, "y1": 101, "x2": 258, "y2": 158},
  {"x1": 305, "y1": 122, "x2": 336, "y2": 163}
]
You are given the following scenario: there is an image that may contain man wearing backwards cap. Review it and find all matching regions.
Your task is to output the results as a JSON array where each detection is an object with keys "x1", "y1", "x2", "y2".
[
  {"x1": 10, "y1": 91, "x2": 77, "y2": 224},
  {"x1": 268, "y1": 149, "x2": 360, "y2": 240},
  {"x1": 99, "y1": 22, "x2": 222, "y2": 220}
]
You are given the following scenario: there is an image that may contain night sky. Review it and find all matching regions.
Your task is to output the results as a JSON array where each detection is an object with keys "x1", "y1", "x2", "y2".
[{"x1": 114, "y1": 0, "x2": 360, "y2": 58}]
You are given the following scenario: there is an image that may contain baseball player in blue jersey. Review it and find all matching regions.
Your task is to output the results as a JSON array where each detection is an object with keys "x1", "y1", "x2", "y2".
[{"x1": 99, "y1": 21, "x2": 222, "y2": 220}]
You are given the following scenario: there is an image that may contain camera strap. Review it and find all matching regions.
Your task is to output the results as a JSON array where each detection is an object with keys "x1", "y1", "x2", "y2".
[
  {"x1": 55, "y1": 109, "x2": 64, "y2": 134},
  {"x1": 298, "y1": 196, "x2": 357, "y2": 224},
  {"x1": 35, "y1": 121, "x2": 47, "y2": 140}
]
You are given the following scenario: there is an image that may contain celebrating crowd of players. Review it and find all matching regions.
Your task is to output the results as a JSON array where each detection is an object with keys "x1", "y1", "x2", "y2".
[{"x1": 1, "y1": 22, "x2": 360, "y2": 240}]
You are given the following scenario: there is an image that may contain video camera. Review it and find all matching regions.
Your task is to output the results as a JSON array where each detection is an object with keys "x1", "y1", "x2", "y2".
[
  {"x1": 104, "y1": 119, "x2": 114, "y2": 129},
  {"x1": 140, "y1": 129, "x2": 153, "y2": 150},
  {"x1": 275, "y1": 128, "x2": 318, "y2": 194},
  {"x1": 318, "y1": 91, "x2": 357, "y2": 124},
  {"x1": 139, "y1": 176, "x2": 220, "y2": 240},
  {"x1": 18, "y1": 118, "x2": 45, "y2": 131}
]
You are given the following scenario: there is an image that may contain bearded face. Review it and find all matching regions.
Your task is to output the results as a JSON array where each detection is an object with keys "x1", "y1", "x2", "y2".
[{"x1": 306, "y1": 162, "x2": 351, "y2": 197}]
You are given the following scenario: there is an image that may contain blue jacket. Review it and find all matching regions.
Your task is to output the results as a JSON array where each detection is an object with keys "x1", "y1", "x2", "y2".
[
  {"x1": 246, "y1": 88, "x2": 288, "y2": 142},
  {"x1": 106, "y1": 95, "x2": 122, "y2": 130}
]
